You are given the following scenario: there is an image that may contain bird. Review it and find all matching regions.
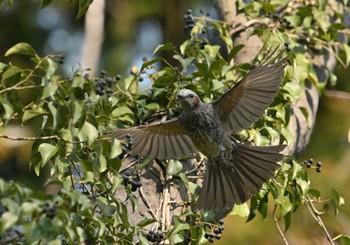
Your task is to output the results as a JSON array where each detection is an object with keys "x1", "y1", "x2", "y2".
[{"x1": 111, "y1": 47, "x2": 287, "y2": 211}]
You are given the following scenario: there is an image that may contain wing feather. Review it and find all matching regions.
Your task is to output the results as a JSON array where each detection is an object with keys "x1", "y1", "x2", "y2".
[
  {"x1": 111, "y1": 118, "x2": 198, "y2": 159},
  {"x1": 212, "y1": 48, "x2": 287, "y2": 133}
]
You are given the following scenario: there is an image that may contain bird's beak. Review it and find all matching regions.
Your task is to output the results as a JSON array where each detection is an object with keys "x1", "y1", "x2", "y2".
[{"x1": 176, "y1": 94, "x2": 183, "y2": 99}]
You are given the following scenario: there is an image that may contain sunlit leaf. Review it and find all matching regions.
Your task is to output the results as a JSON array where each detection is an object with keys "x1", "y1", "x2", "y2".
[
  {"x1": 78, "y1": 121, "x2": 98, "y2": 145},
  {"x1": 153, "y1": 43, "x2": 174, "y2": 54},
  {"x1": 5, "y1": 42, "x2": 36, "y2": 57},
  {"x1": 0, "y1": 212, "x2": 18, "y2": 233},
  {"x1": 22, "y1": 108, "x2": 47, "y2": 123},
  {"x1": 342, "y1": 43, "x2": 350, "y2": 66},
  {"x1": 166, "y1": 159, "x2": 183, "y2": 176},
  {"x1": 231, "y1": 203, "x2": 250, "y2": 217},
  {"x1": 109, "y1": 138, "x2": 122, "y2": 159},
  {"x1": 38, "y1": 143, "x2": 59, "y2": 166}
]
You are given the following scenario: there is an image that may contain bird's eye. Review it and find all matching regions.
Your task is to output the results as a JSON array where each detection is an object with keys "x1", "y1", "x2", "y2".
[{"x1": 189, "y1": 94, "x2": 194, "y2": 99}]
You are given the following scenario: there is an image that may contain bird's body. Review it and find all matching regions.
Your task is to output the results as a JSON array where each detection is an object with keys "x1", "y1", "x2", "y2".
[
  {"x1": 111, "y1": 47, "x2": 287, "y2": 211},
  {"x1": 179, "y1": 102, "x2": 230, "y2": 157}
]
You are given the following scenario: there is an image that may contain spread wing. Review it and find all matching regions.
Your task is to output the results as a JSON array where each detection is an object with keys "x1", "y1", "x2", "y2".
[
  {"x1": 111, "y1": 119, "x2": 198, "y2": 159},
  {"x1": 213, "y1": 47, "x2": 287, "y2": 134}
]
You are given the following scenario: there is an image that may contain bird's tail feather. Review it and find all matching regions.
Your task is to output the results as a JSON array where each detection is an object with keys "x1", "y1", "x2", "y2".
[{"x1": 196, "y1": 144, "x2": 285, "y2": 211}]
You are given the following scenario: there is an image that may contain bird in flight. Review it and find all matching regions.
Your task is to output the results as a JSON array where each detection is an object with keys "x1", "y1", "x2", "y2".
[{"x1": 112, "y1": 47, "x2": 287, "y2": 211}]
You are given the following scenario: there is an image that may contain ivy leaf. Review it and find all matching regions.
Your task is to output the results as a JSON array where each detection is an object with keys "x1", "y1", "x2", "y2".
[
  {"x1": 227, "y1": 44, "x2": 244, "y2": 62},
  {"x1": 168, "y1": 216, "x2": 190, "y2": 238},
  {"x1": 5, "y1": 42, "x2": 36, "y2": 57},
  {"x1": 166, "y1": 160, "x2": 183, "y2": 176},
  {"x1": 78, "y1": 121, "x2": 98, "y2": 145},
  {"x1": 0, "y1": 212, "x2": 18, "y2": 233},
  {"x1": 338, "y1": 235, "x2": 350, "y2": 245},
  {"x1": 77, "y1": 0, "x2": 93, "y2": 19},
  {"x1": 73, "y1": 101, "x2": 83, "y2": 124},
  {"x1": 141, "y1": 57, "x2": 164, "y2": 71},
  {"x1": 284, "y1": 211, "x2": 292, "y2": 232},
  {"x1": 153, "y1": 43, "x2": 174, "y2": 54},
  {"x1": 342, "y1": 43, "x2": 350, "y2": 66},
  {"x1": 138, "y1": 233, "x2": 150, "y2": 245},
  {"x1": 230, "y1": 203, "x2": 250, "y2": 217},
  {"x1": 109, "y1": 138, "x2": 122, "y2": 159},
  {"x1": 38, "y1": 143, "x2": 59, "y2": 166},
  {"x1": 40, "y1": 0, "x2": 53, "y2": 8},
  {"x1": 22, "y1": 108, "x2": 47, "y2": 123},
  {"x1": 112, "y1": 106, "x2": 133, "y2": 116},
  {"x1": 137, "y1": 218, "x2": 156, "y2": 228}
]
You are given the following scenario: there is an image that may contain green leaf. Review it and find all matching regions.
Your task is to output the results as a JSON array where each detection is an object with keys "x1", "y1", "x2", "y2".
[
  {"x1": 296, "y1": 178, "x2": 309, "y2": 196},
  {"x1": 38, "y1": 143, "x2": 59, "y2": 166},
  {"x1": 41, "y1": 0, "x2": 53, "y2": 8},
  {"x1": 136, "y1": 157, "x2": 152, "y2": 169},
  {"x1": 168, "y1": 216, "x2": 190, "y2": 237},
  {"x1": 141, "y1": 57, "x2": 164, "y2": 71},
  {"x1": 77, "y1": 0, "x2": 93, "y2": 19},
  {"x1": 284, "y1": 211, "x2": 292, "y2": 232},
  {"x1": 5, "y1": 42, "x2": 36, "y2": 57},
  {"x1": 22, "y1": 108, "x2": 47, "y2": 123},
  {"x1": 138, "y1": 233, "x2": 150, "y2": 245},
  {"x1": 112, "y1": 106, "x2": 134, "y2": 118},
  {"x1": 338, "y1": 235, "x2": 350, "y2": 245},
  {"x1": 95, "y1": 196, "x2": 118, "y2": 217},
  {"x1": 0, "y1": 95, "x2": 14, "y2": 120},
  {"x1": 137, "y1": 218, "x2": 156, "y2": 228},
  {"x1": 78, "y1": 121, "x2": 98, "y2": 145},
  {"x1": 73, "y1": 101, "x2": 83, "y2": 124},
  {"x1": 21, "y1": 202, "x2": 38, "y2": 215},
  {"x1": 110, "y1": 138, "x2": 122, "y2": 159},
  {"x1": 166, "y1": 159, "x2": 183, "y2": 176},
  {"x1": 48, "y1": 101, "x2": 58, "y2": 129},
  {"x1": 145, "y1": 102, "x2": 160, "y2": 110},
  {"x1": 41, "y1": 80, "x2": 58, "y2": 99},
  {"x1": 227, "y1": 44, "x2": 244, "y2": 62},
  {"x1": 153, "y1": 43, "x2": 174, "y2": 54},
  {"x1": 0, "y1": 212, "x2": 18, "y2": 233},
  {"x1": 173, "y1": 55, "x2": 195, "y2": 72},
  {"x1": 342, "y1": 43, "x2": 350, "y2": 66},
  {"x1": 230, "y1": 203, "x2": 250, "y2": 217},
  {"x1": 308, "y1": 188, "x2": 321, "y2": 198}
]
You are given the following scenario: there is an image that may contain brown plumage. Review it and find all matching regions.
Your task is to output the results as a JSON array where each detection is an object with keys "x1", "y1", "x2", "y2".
[{"x1": 112, "y1": 47, "x2": 287, "y2": 211}]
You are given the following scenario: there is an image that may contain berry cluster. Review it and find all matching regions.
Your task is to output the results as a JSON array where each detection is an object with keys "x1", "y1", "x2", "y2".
[
  {"x1": 266, "y1": 11, "x2": 292, "y2": 27},
  {"x1": 205, "y1": 220, "x2": 224, "y2": 243},
  {"x1": 41, "y1": 201, "x2": 58, "y2": 219},
  {"x1": 122, "y1": 170, "x2": 142, "y2": 192},
  {"x1": 303, "y1": 158, "x2": 322, "y2": 173},
  {"x1": 52, "y1": 53, "x2": 65, "y2": 64},
  {"x1": 284, "y1": 40, "x2": 292, "y2": 52},
  {"x1": 122, "y1": 134, "x2": 134, "y2": 154},
  {"x1": 145, "y1": 230, "x2": 164, "y2": 243},
  {"x1": 94, "y1": 71, "x2": 121, "y2": 97},
  {"x1": 183, "y1": 9, "x2": 196, "y2": 31}
]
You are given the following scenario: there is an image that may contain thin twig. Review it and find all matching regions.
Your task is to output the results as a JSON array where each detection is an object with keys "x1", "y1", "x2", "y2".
[
  {"x1": 324, "y1": 90, "x2": 350, "y2": 101},
  {"x1": 273, "y1": 205, "x2": 290, "y2": 245},
  {"x1": 139, "y1": 186, "x2": 158, "y2": 220},
  {"x1": 184, "y1": 158, "x2": 205, "y2": 175},
  {"x1": 0, "y1": 55, "x2": 44, "y2": 95},
  {"x1": 0, "y1": 134, "x2": 60, "y2": 141},
  {"x1": 0, "y1": 134, "x2": 86, "y2": 144},
  {"x1": 305, "y1": 195, "x2": 335, "y2": 245}
]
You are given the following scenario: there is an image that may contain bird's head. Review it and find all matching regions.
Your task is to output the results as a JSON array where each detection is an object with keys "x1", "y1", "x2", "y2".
[{"x1": 177, "y1": 89, "x2": 201, "y2": 110}]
